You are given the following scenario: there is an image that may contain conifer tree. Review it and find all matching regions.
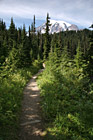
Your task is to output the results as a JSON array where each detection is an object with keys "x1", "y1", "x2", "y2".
[
  {"x1": 37, "y1": 32, "x2": 43, "y2": 60},
  {"x1": 9, "y1": 18, "x2": 16, "y2": 40},
  {"x1": 29, "y1": 26, "x2": 31, "y2": 37},
  {"x1": 18, "y1": 28, "x2": 22, "y2": 43},
  {"x1": 43, "y1": 13, "x2": 51, "y2": 60},
  {"x1": 51, "y1": 34, "x2": 58, "y2": 53},
  {"x1": 33, "y1": 15, "x2": 36, "y2": 33},
  {"x1": 21, "y1": 24, "x2": 32, "y2": 67},
  {"x1": 0, "y1": 20, "x2": 7, "y2": 64},
  {"x1": 18, "y1": 24, "x2": 27, "y2": 67},
  {"x1": 58, "y1": 32, "x2": 62, "y2": 52},
  {"x1": 74, "y1": 41, "x2": 82, "y2": 69},
  {"x1": 31, "y1": 15, "x2": 36, "y2": 33},
  {"x1": 31, "y1": 23, "x2": 34, "y2": 32},
  {"x1": 86, "y1": 24, "x2": 93, "y2": 79},
  {"x1": 8, "y1": 18, "x2": 17, "y2": 52}
]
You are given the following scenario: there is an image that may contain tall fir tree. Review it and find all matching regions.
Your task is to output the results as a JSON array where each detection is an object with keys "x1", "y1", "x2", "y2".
[
  {"x1": 43, "y1": 13, "x2": 51, "y2": 60},
  {"x1": 31, "y1": 23, "x2": 34, "y2": 32},
  {"x1": 37, "y1": 32, "x2": 43, "y2": 60},
  {"x1": 86, "y1": 24, "x2": 93, "y2": 80},
  {"x1": 0, "y1": 20, "x2": 8, "y2": 64},
  {"x1": 33, "y1": 15, "x2": 36, "y2": 33},
  {"x1": 9, "y1": 18, "x2": 16, "y2": 41},
  {"x1": 74, "y1": 41, "x2": 82, "y2": 69},
  {"x1": 18, "y1": 28, "x2": 22, "y2": 43}
]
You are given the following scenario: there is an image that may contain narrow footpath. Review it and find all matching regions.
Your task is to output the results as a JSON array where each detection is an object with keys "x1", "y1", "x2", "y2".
[{"x1": 19, "y1": 69, "x2": 45, "y2": 140}]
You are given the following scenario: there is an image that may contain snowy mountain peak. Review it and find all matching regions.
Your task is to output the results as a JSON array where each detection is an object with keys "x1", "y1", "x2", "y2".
[{"x1": 36, "y1": 19, "x2": 79, "y2": 34}]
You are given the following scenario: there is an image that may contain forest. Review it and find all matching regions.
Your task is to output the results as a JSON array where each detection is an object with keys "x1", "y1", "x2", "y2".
[{"x1": 0, "y1": 14, "x2": 93, "y2": 140}]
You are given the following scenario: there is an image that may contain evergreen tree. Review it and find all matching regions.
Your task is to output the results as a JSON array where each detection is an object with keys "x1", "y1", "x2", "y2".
[
  {"x1": 33, "y1": 15, "x2": 36, "y2": 33},
  {"x1": 31, "y1": 23, "x2": 34, "y2": 32},
  {"x1": 18, "y1": 24, "x2": 27, "y2": 67},
  {"x1": 43, "y1": 13, "x2": 51, "y2": 60},
  {"x1": 85, "y1": 24, "x2": 93, "y2": 79},
  {"x1": 8, "y1": 18, "x2": 17, "y2": 52},
  {"x1": 74, "y1": 41, "x2": 82, "y2": 69},
  {"x1": 31, "y1": 15, "x2": 36, "y2": 33},
  {"x1": 37, "y1": 32, "x2": 43, "y2": 60},
  {"x1": 18, "y1": 28, "x2": 22, "y2": 43},
  {"x1": 29, "y1": 26, "x2": 31, "y2": 38},
  {"x1": 51, "y1": 33, "x2": 60, "y2": 57},
  {"x1": 20, "y1": 24, "x2": 32, "y2": 67},
  {"x1": 50, "y1": 33, "x2": 56, "y2": 53},
  {"x1": 58, "y1": 32, "x2": 63, "y2": 53},
  {"x1": 31, "y1": 34, "x2": 38, "y2": 60},
  {"x1": 9, "y1": 18, "x2": 16, "y2": 40},
  {"x1": 0, "y1": 20, "x2": 7, "y2": 64},
  {"x1": 5, "y1": 42, "x2": 19, "y2": 70}
]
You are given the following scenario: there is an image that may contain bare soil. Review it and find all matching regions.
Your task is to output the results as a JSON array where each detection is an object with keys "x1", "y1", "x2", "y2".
[{"x1": 19, "y1": 69, "x2": 45, "y2": 140}]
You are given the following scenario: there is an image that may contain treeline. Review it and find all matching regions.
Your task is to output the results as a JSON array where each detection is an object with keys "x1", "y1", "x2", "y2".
[
  {"x1": 0, "y1": 17, "x2": 43, "y2": 71},
  {"x1": 0, "y1": 15, "x2": 92, "y2": 73}
]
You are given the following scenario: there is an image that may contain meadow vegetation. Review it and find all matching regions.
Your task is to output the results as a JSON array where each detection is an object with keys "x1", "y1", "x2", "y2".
[
  {"x1": 37, "y1": 49, "x2": 93, "y2": 140},
  {"x1": 0, "y1": 60, "x2": 42, "y2": 140}
]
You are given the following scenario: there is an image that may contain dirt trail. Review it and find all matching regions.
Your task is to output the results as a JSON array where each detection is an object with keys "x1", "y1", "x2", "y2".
[{"x1": 19, "y1": 69, "x2": 45, "y2": 140}]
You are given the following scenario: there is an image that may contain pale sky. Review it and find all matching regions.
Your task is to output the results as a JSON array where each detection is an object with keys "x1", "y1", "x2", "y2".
[{"x1": 0, "y1": 0, "x2": 93, "y2": 29}]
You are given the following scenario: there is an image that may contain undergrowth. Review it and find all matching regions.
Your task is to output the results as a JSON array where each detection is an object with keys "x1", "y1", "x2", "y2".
[
  {"x1": 0, "y1": 60, "x2": 42, "y2": 140},
  {"x1": 37, "y1": 56, "x2": 93, "y2": 140}
]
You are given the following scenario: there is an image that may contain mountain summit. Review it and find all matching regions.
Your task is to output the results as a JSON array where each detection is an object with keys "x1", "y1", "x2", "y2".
[{"x1": 36, "y1": 19, "x2": 79, "y2": 34}]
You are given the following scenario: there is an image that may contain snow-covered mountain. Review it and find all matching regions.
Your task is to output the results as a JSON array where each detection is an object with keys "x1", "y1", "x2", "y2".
[{"x1": 36, "y1": 19, "x2": 79, "y2": 34}]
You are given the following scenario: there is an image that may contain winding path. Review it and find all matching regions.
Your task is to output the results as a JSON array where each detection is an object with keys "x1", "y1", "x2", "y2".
[{"x1": 19, "y1": 69, "x2": 45, "y2": 140}]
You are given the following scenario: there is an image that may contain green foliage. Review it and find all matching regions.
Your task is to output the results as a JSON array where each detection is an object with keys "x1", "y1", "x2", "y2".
[
  {"x1": 37, "y1": 51, "x2": 93, "y2": 140},
  {"x1": 0, "y1": 62, "x2": 41, "y2": 140}
]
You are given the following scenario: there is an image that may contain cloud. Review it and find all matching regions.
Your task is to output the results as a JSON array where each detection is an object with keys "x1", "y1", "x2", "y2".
[{"x1": 0, "y1": 0, "x2": 93, "y2": 28}]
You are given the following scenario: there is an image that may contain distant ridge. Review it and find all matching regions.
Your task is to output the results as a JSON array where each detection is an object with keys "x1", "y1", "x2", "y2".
[{"x1": 36, "y1": 19, "x2": 79, "y2": 34}]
